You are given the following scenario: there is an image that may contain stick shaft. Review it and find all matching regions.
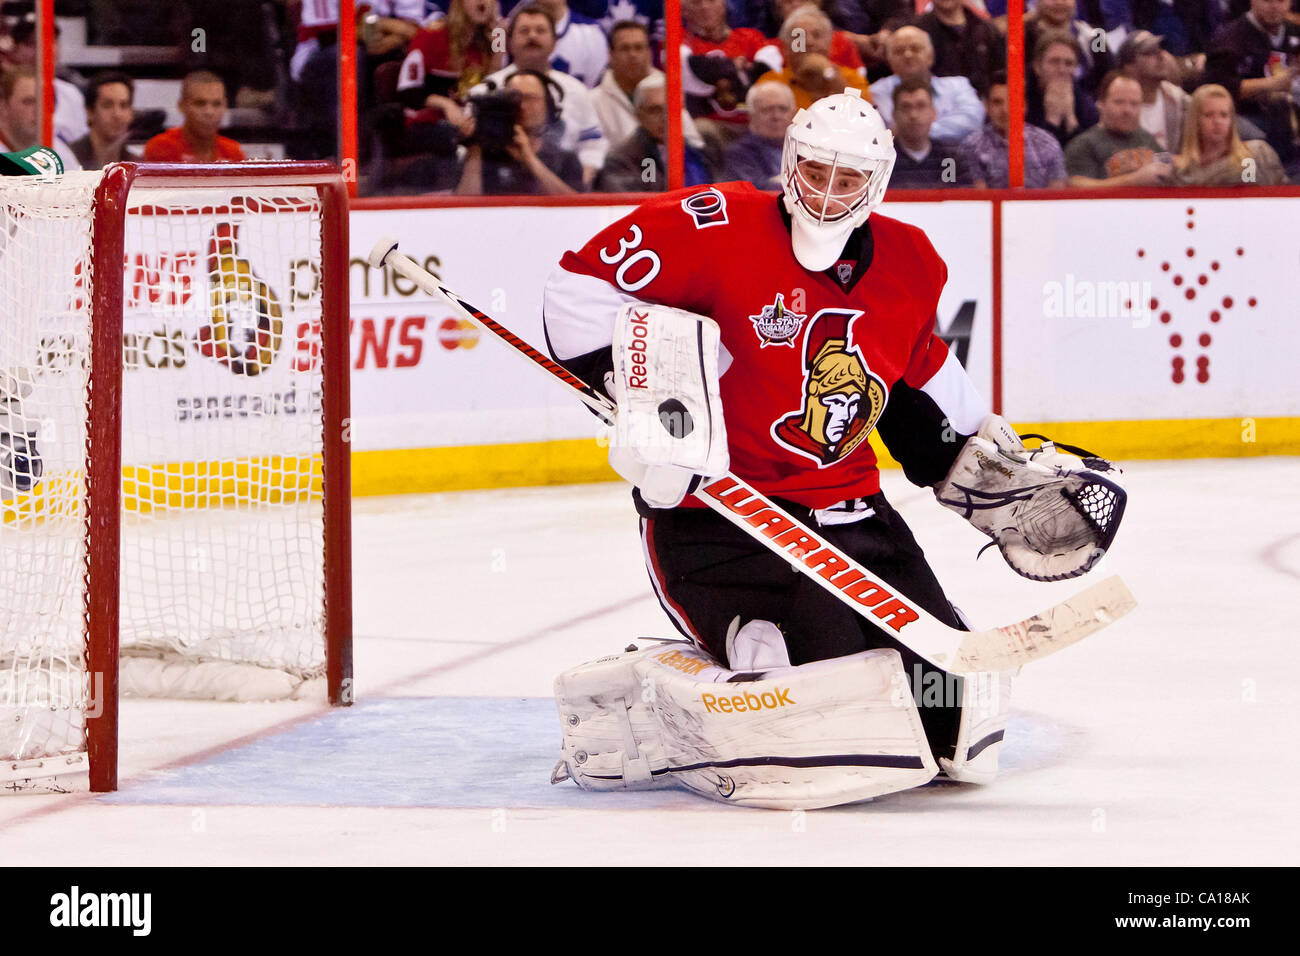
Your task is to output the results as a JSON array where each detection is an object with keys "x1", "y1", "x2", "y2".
[{"x1": 386, "y1": 250, "x2": 615, "y2": 421}]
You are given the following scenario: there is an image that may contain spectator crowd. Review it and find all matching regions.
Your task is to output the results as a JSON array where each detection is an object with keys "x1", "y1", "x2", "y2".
[{"x1": 1, "y1": 0, "x2": 1296, "y2": 191}]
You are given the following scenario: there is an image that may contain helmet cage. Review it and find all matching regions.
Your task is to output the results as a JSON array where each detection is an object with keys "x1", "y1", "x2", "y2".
[
  {"x1": 781, "y1": 133, "x2": 892, "y2": 230},
  {"x1": 778, "y1": 89, "x2": 896, "y2": 271}
]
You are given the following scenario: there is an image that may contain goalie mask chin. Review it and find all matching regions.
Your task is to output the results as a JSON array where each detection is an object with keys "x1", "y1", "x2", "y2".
[{"x1": 781, "y1": 87, "x2": 895, "y2": 273}]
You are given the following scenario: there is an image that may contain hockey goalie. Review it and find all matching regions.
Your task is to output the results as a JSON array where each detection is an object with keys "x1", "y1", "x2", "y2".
[{"x1": 542, "y1": 89, "x2": 1127, "y2": 809}]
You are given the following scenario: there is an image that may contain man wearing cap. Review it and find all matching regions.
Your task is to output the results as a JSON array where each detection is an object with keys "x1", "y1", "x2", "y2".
[{"x1": 1120, "y1": 30, "x2": 1189, "y2": 151}]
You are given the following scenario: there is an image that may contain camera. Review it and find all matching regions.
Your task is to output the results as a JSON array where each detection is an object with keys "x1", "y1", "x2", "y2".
[{"x1": 467, "y1": 89, "x2": 523, "y2": 153}]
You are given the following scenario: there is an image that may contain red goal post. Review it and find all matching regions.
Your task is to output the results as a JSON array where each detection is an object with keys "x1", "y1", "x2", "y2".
[{"x1": 1, "y1": 162, "x2": 353, "y2": 794}]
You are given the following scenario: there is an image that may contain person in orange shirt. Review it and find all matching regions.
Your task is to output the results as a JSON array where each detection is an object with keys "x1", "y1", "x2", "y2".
[
  {"x1": 754, "y1": 6, "x2": 869, "y2": 111},
  {"x1": 143, "y1": 70, "x2": 244, "y2": 163}
]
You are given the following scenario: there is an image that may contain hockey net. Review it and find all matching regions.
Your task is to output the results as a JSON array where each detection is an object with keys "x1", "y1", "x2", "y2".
[{"x1": 0, "y1": 163, "x2": 352, "y2": 792}]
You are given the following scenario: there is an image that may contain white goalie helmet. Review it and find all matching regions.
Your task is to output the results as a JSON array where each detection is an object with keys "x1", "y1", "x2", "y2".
[{"x1": 780, "y1": 88, "x2": 896, "y2": 272}]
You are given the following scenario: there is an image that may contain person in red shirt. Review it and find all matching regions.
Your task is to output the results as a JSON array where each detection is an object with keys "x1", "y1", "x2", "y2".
[
  {"x1": 681, "y1": 0, "x2": 769, "y2": 126},
  {"x1": 682, "y1": 0, "x2": 767, "y2": 60},
  {"x1": 143, "y1": 71, "x2": 245, "y2": 163},
  {"x1": 543, "y1": 86, "x2": 998, "y2": 766}
]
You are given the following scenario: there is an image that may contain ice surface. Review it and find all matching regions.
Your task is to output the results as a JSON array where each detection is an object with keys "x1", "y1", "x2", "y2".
[{"x1": 1, "y1": 458, "x2": 1296, "y2": 865}]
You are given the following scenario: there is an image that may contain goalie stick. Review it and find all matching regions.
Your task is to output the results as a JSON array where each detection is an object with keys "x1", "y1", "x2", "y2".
[{"x1": 368, "y1": 237, "x2": 1135, "y2": 674}]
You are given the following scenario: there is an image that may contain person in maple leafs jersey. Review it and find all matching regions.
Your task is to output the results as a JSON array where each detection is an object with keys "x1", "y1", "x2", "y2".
[{"x1": 543, "y1": 87, "x2": 990, "y2": 764}]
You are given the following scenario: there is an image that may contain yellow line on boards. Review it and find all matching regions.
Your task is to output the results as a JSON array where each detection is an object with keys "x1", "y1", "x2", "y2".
[
  {"x1": 3, "y1": 418, "x2": 1293, "y2": 520},
  {"x1": 350, "y1": 439, "x2": 616, "y2": 496},
  {"x1": 350, "y1": 417, "x2": 1299, "y2": 496}
]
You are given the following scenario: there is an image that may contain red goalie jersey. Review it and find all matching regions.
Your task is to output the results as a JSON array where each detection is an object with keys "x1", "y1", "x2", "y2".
[{"x1": 543, "y1": 182, "x2": 989, "y2": 509}]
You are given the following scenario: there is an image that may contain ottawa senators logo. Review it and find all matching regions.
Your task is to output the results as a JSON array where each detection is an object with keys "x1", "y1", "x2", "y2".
[
  {"x1": 771, "y1": 309, "x2": 887, "y2": 467},
  {"x1": 680, "y1": 188, "x2": 728, "y2": 229},
  {"x1": 195, "y1": 223, "x2": 284, "y2": 376}
]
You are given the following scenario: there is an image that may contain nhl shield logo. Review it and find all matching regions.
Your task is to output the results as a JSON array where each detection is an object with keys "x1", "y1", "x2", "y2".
[{"x1": 749, "y1": 293, "x2": 807, "y2": 349}]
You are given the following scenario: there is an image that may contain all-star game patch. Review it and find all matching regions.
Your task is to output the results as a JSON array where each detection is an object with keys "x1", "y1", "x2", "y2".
[{"x1": 749, "y1": 293, "x2": 807, "y2": 348}]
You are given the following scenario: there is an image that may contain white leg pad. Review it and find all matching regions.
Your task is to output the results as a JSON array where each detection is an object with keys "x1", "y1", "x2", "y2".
[
  {"x1": 553, "y1": 642, "x2": 939, "y2": 808},
  {"x1": 552, "y1": 645, "x2": 699, "y2": 791},
  {"x1": 939, "y1": 669, "x2": 1014, "y2": 783}
]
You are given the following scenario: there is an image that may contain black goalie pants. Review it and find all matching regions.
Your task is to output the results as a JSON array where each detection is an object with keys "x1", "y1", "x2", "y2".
[{"x1": 639, "y1": 491, "x2": 967, "y2": 763}]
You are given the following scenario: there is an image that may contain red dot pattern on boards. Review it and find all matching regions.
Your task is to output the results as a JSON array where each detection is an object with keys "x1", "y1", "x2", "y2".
[
  {"x1": 1199, "y1": 333, "x2": 1211, "y2": 347},
  {"x1": 1236, "y1": 248, "x2": 1244, "y2": 256},
  {"x1": 1223, "y1": 296, "x2": 1234, "y2": 308},
  {"x1": 1248, "y1": 297, "x2": 1257, "y2": 307},
  {"x1": 1185, "y1": 288, "x2": 1196, "y2": 300},
  {"x1": 1149, "y1": 297, "x2": 1159, "y2": 310},
  {"x1": 1186, "y1": 247, "x2": 1195, "y2": 257},
  {"x1": 1210, "y1": 311, "x2": 1221, "y2": 322},
  {"x1": 1186, "y1": 207, "x2": 1194, "y2": 215},
  {"x1": 1173, "y1": 275, "x2": 1184, "y2": 285},
  {"x1": 1170, "y1": 334, "x2": 1182, "y2": 346},
  {"x1": 1160, "y1": 311, "x2": 1171, "y2": 323},
  {"x1": 1162, "y1": 261, "x2": 1170, "y2": 271},
  {"x1": 1137, "y1": 248, "x2": 1145, "y2": 257},
  {"x1": 1197, "y1": 274, "x2": 1207, "y2": 285},
  {"x1": 1186, "y1": 221, "x2": 1194, "y2": 230},
  {"x1": 1211, "y1": 261, "x2": 1220, "y2": 271}
]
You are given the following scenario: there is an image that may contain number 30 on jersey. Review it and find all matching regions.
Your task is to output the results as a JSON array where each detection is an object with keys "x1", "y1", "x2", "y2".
[{"x1": 598, "y1": 225, "x2": 662, "y2": 293}]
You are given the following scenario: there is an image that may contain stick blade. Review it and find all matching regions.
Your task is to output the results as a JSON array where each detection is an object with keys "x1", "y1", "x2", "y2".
[
  {"x1": 368, "y1": 236, "x2": 400, "y2": 270},
  {"x1": 953, "y1": 574, "x2": 1137, "y2": 673}
]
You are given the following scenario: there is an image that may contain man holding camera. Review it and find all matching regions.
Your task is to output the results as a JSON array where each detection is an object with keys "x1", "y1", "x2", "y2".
[
  {"x1": 473, "y1": 3, "x2": 608, "y2": 186},
  {"x1": 455, "y1": 70, "x2": 584, "y2": 195}
]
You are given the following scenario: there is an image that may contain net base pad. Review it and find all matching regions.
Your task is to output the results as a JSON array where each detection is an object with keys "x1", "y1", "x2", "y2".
[{"x1": 121, "y1": 653, "x2": 326, "y2": 702}]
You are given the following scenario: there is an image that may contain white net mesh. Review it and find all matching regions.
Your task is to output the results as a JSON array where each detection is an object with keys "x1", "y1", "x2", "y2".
[
  {"x1": 118, "y1": 188, "x2": 326, "y2": 684},
  {"x1": 0, "y1": 173, "x2": 97, "y2": 772},
  {"x1": 0, "y1": 174, "x2": 330, "y2": 776}
]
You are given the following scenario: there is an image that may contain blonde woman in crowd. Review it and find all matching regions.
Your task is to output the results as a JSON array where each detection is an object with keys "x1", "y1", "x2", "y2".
[
  {"x1": 1174, "y1": 84, "x2": 1288, "y2": 186},
  {"x1": 398, "y1": 0, "x2": 504, "y2": 113}
]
